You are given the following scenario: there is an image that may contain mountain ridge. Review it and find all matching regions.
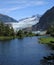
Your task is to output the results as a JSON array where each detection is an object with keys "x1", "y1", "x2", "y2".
[
  {"x1": 0, "y1": 14, "x2": 18, "y2": 23},
  {"x1": 17, "y1": 15, "x2": 40, "y2": 30},
  {"x1": 32, "y1": 6, "x2": 54, "y2": 31}
]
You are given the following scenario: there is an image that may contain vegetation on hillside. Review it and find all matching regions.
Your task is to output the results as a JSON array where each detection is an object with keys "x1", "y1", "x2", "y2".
[
  {"x1": 0, "y1": 22, "x2": 36, "y2": 40},
  {"x1": 17, "y1": 30, "x2": 36, "y2": 39},
  {"x1": 47, "y1": 25, "x2": 54, "y2": 37},
  {"x1": 0, "y1": 22, "x2": 14, "y2": 36},
  {"x1": 39, "y1": 25, "x2": 54, "y2": 49}
]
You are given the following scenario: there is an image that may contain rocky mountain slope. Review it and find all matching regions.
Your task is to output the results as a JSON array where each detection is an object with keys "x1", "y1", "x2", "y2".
[
  {"x1": 0, "y1": 14, "x2": 40, "y2": 31},
  {"x1": 32, "y1": 6, "x2": 54, "y2": 31},
  {"x1": 0, "y1": 14, "x2": 18, "y2": 22}
]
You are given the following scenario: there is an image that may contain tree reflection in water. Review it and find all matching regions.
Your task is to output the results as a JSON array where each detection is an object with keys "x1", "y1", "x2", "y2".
[{"x1": 40, "y1": 54, "x2": 54, "y2": 65}]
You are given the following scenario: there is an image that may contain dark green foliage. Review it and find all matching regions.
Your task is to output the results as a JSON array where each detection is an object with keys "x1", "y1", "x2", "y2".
[
  {"x1": 17, "y1": 30, "x2": 36, "y2": 38},
  {"x1": 10, "y1": 27, "x2": 15, "y2": 36},
  {"x1": 0, "y1": 22, "x2": 36, "y2": 39},
  {"x1": 4, "y1": 25, "x2": 11, "y2": 36},
  {"x1": 47, "y1": 25, "x2": 54, "y2": 37},
  {"x1": 35, "y1": 34, "x2": 40, "y2": 36},
  {"x1": 27, "y1": 31, "x2": 34, "y2": 37},
  {"x1": 24, "y1": 31, "x2": 35, "y2": 37},
  {"x1": 24, "y1": 31, "x2": 28, "y2": 36},
  {"x1": 0, "y1": 22, "x2": 5, "y2": 36},
  {"x1": 17, "y1": 30, "x2": 24, "y2": 38},
  {"x1": 0, "y1": 22, "x2": 15, "y2": 36}
]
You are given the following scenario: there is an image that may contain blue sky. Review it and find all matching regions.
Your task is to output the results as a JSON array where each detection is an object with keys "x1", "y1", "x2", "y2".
[{"x1": 0, "y1": 0, "x2": 54, "y2": 20}]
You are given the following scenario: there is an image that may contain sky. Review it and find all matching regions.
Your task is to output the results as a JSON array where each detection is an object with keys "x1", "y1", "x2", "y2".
[{"x1": 0, "y1": 0, "x2": 54, "y2": 21}]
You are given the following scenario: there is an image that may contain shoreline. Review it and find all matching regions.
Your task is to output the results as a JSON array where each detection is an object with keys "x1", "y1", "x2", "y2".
[{"x1": 39, "y1": 37, "x2": 54, "y2": 49}]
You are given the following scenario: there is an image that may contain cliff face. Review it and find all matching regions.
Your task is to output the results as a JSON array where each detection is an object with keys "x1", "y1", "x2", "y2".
[{"x1": 32, "y1": 6, "x2": 54, "y2": 31}]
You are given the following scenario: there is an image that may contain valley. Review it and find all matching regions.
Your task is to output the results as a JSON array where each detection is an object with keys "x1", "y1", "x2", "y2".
[{"x1": 0, "y1": 5, "x2": 54, "y2": 65}]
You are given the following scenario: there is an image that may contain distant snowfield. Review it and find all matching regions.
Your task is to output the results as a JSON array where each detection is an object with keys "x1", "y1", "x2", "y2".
[{"x1": 5, "y1": 15, "x2": 39, "y2": 31}]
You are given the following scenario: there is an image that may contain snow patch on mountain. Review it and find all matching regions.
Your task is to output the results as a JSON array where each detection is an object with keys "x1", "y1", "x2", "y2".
[
  {"x1": 5, "y1": 15, "x2": 40, "y2": 31},
  {"x1": 13, "y1": 15, "x2": 40, "y2": 30}
]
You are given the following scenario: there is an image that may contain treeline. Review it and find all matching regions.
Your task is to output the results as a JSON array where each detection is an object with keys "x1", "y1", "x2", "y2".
[
  {"x1": 47, "y1": 25, "x2": 54, "y2": 37},
  {"x1": 0, "y1": 22, "x2": 14, "y2": 36},
  {"x1": 17, "y1": 30, "x2": 35, "y2": 38},
  {"x1": 0, "y1": 22, "x2": 35, "y2": 39}
]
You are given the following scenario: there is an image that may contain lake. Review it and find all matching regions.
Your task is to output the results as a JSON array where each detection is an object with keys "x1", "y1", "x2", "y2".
[{"x1": 0, "y1": 36, "x2": 54, "y2": 65}]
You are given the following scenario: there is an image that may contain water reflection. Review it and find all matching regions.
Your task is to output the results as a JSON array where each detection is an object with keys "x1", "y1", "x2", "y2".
[
  {"x1": 0, "y1": 37, "x2": 54, "y2": 65},
  {"x1": 40, "y1": 53, "x2": 54, "y2": 65}
]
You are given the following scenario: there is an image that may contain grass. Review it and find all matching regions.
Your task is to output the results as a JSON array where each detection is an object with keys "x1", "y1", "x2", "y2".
[
  {"x1": 39, "y1": 37, "x2": 54, "y2": 44},
  {"x1": 0, "y1": 33, "x2": 36, "y2": 40},
  {"x1": 0, "y1": 36, "x2": 14, "y2": 40},
  {"x1": 39, "y1": 37, "x2": 54, "y2": 49}
]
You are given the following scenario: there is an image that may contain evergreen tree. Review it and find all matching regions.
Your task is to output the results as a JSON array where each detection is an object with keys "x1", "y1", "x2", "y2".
[
  {"x1": 47, "y1": 25, "x2": 54, "y2": 37},
  {"x1": 17, "y1": 30, "x2": 24, "y2": 38},
  {"x1": 0, "y1": 22, "x2": 5, "y2": 36},
  {"x1": 0, "y1": 22, "x2": 15, "y2": 36},
  {"x1": 10, "y1": 27, "x2": 15, "y2": 36}
]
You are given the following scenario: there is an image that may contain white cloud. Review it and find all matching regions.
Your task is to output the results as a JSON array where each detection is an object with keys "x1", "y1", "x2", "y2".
[
  {"x1": 4, "y1": 0, "x2": 46, "y2": 5},
  {"x1": 33, "y1": 1, "x2": 46, "y2": 5},
  {"x1": 0, "y1": 0, "x2": 47, "y2": 13},
  {"x1": 5, "y1": 0, "x2": 27, "y2": 4}
]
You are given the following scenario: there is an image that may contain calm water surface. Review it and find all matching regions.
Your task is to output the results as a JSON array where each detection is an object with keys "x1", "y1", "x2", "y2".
[{"x1": 0, "y1": 36, "x2": 54, "y2": 65}]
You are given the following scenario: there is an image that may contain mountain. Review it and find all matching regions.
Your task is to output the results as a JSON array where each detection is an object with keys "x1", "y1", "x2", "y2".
[
  {"x1": 32, "y1": 6, "x2": 54, "y2": 31},
  {"x1": 0, "y1": 14, "x2": 18, "y2": 23},
  {"x1": 0, "y1": 13, "x2": 40, "y2": 31},
  {"x1": 15, "y1": 15, "x2": 40, "y2": 31}
]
